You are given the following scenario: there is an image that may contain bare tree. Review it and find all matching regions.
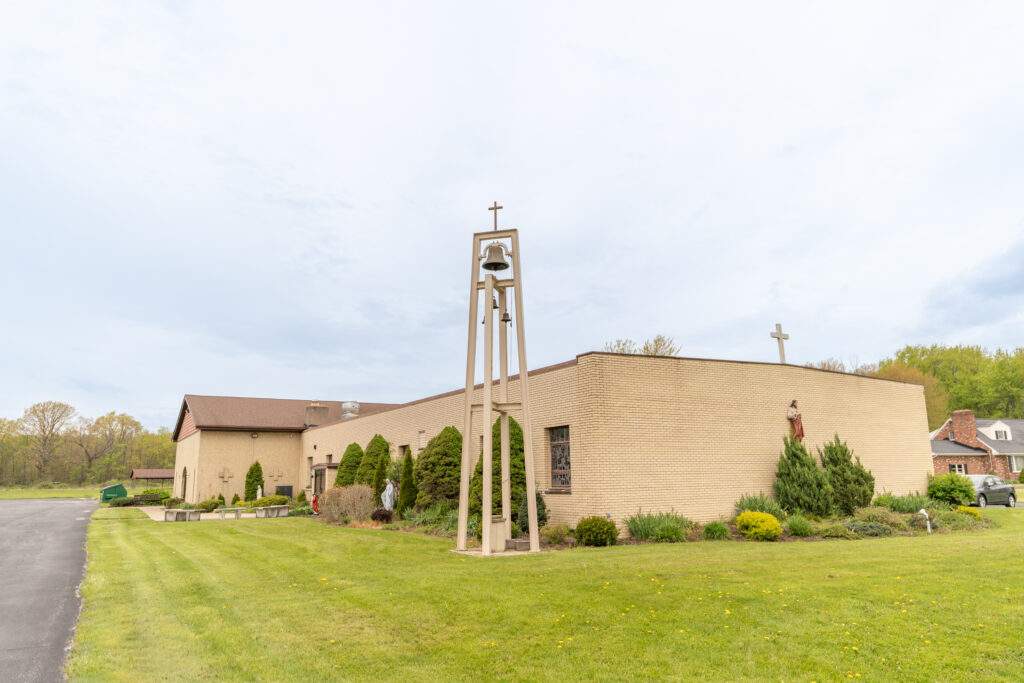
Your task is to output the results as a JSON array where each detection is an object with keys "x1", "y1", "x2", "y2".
[
  {"x1": 806, "y1": 358, "x2": 848, "y2": 372},
  {"x1": 603, "y1": 338, "x2": 639, "y2": 354},
  {"x1": 70, "y1": 412, "x2": 143, "y2": 475},
  {"x1": 640, "y1": 335, "x2": 680, "y2": 357},
  {"x1": 604, "y1": 335, "x2": 680, "y2": 357},
  {"x1": 21, "y1": 401, "x2": 76, "y2": 476}
]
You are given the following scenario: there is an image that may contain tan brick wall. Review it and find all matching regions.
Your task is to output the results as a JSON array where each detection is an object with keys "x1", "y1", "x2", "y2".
[
  {"x1": 173, "y1": 430, "x2": 303, "y2": 503},
  {"x1": 301, "y1": 362, "x2": 579, "y2": 521},
  {"x1": 300, "y1": 353, "x2": 933, "y2": 528},
  {"x1": 573, "y1": 354, "x2": 933, "y2": 525},
  {"x1": 172, "y1": 431, "x2": 200, "y2": 501}
]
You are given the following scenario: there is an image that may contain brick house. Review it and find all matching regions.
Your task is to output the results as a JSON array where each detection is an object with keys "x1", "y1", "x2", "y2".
[
  {"x1": 930, "y1": 409, "x2": 1024, "y2": 480},
  {"x1": 172, "y1": 352, "x2": 935, "y2": 526}
]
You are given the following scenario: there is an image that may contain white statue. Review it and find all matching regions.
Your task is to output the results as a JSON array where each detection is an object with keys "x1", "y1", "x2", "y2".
[
  {"x1": 381, "y1": 480, "x2": 396, "y2": 511},
  {"x1": 256, "y1": 485, "x2": 263, "y2": 499}
]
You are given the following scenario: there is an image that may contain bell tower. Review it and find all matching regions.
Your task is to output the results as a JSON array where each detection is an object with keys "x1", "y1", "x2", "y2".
[{"x1": 455, "y1": 204, "x2": 541, "y2": 554}]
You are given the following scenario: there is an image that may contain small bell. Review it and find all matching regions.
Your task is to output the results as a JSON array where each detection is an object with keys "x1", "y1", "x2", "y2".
[
  {"x1": 500, "y1": 311, "x2": 512, "y2": 324},
  {"x1": 481, "y1": 242, "x2": 510, "y2": 271}
]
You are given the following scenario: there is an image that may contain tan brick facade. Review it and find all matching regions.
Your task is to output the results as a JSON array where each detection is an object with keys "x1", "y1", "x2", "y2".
[
  {"x1": 173, "y1": 430, "x2": 302, "y2": 503},
  {"x1": 293, "y1": 353, "x2": 933, "y2": 526}
]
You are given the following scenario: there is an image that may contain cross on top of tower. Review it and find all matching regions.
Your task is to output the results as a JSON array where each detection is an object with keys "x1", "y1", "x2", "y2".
[{"x1": 488, "y1": 201, "x2": 503, "y2": 230}]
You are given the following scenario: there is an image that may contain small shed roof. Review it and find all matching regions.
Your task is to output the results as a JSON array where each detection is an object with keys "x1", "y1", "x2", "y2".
[{"x1": 130, "y1": 468, "x2": 174, "y2": 480}]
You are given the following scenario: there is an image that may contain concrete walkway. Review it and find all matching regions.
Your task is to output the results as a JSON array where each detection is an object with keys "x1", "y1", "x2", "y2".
[{"x1": 0, "y1": 498, "x2": 97, "y2": 683}]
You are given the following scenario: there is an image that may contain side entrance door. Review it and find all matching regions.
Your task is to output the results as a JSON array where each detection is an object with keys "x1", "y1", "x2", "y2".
[{"x1": 314, "y1": 468, "x2": 325, "y2": 496}]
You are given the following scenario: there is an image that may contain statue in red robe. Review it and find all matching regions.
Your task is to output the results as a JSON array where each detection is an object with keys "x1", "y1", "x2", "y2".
[{"x1": 787, "y1": 400, "x2": 805, "y2": 441}]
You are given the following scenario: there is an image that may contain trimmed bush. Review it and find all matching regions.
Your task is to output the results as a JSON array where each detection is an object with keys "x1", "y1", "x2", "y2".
[
  {"x1": 735, "y1": 493, "x2": 786, "y2": 520},
  {"x1": 735, "y1": 511, "x2": 782, "y2": 541},
  {"x1": 217, "y1": 493, "x2": 226, "y2": 506},
  {"x1": 574, "y1": 516, "x2": 619, "y2": 546},
  {"x1": 819, "y1": 435, "x2": 875, "y2": 514},
  {"x1": 854, "y1": 506, "x2": 910, "y2": 531},
  {"x1": 928, "y1": 473, "x2": 976, "y2": 506},
  {"x1": 702, "y1": 521, "x2": 729, "y2": 540},
  {"x1": 336, "y1": 443, "x2": 364, "y2": 487},
  {"x1": 109, "y1": 496, "x2": 133, "y2": 507},
  {"x1": 370, "y1": 507, "x2": 393, "y2": 523},
  {"x1": 821, "y1": 524, "x2": 860, "y2": 540},
  {"x1": 244, "y1": 461, "x2": 264, "y2": 502},
  {"x1": 517, "y1": 490, "x2": 548, "y2": 531},
  {"x1": 626, "y1": 512, "x2": 694, "y2": 543},
  {"x1": 230, "y1": 493, "x2": 240, "y2": 505},
  {"x1": 371, "y1": 449, "x2": 390, "y2": 499},
  {"x1": 141, "y1": 488, "x2": 170, "y2": 500},
  {"x1": 319, "y1": 485, "x2": 376, "y2": 523},
  {"x1": 414, "y1": 426, "x2": 463, "y2": 508},
  {"x1": 845, "y1": 520, "x2": 892, "y2": 537},
  {"x1": 357, "y1": 435, "x2": 390, "y2": 485},
  {"x1": 774, "y1": 437, "x2": 833, "y2": 516},
  {"x1": 955, "y1": 505, "x2": 982, "y2": 519},
  {"x1": 296, "y1": 490, "x2": 307, "y2": 504},
  {"x1": 540, "y1": 523, "x2": 571, "y2": 545},
  {"x1": 252, "y1": 494, "x2": 289, "y2": 507},
  {"x1": 470, "y1": 417, "x2": 526, "y2": 518},
  {"x1": 396, "y1": 450, "x2": 417, "y2": 517},
  {"x1": 873, "y1": 492, "x2": 934, "y2": 514},
  {"x1": 164, "y1": 497, "x2": 184, "y2": 509},
  {"x1": 785, "y1": 513, "x2": 814, "y2": 537}
]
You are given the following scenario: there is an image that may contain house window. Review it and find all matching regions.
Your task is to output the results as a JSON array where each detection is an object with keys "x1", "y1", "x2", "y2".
[
  {"x1": 399, "y1": 445, "x2": 410, "y2": 458},
  {"x1": 326, "y1": 454, "x2": 333, "y2": 464},
  {"x1": 549, "y1": 426, "x2": 571, "y2": 489},
  {"x1": 307, "y1": 457, "x2": 313, "y2": 478},
  {"x1": 417, "y1": 430, "x2": 427, "y2": 451},
  {"x1": 948, "y1": 463, "x2": 966, "y2": 475},
  {"x1": 1009, "y1": 456, "x2": 1024, "y2": 473},
  {"x1": 995, "y1": 430, "x2": 1008, "y2": 440}
]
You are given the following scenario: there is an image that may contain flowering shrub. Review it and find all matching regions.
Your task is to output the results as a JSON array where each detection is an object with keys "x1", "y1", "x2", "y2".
[
  {"x1": 955, "y1": 505, "x2": 982, "y2": 519},
  {"x1": 735, "y1": 511, "x2": 782, "y2": 541}
]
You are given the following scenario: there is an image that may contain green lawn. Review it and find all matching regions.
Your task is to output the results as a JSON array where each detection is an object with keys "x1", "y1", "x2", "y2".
[
  {"x1": 69, "y1": 509, "x2": 1024, "y2": 682},
  {"x1": 0, "y1": 485, "x2": 115, "y2": 499}
]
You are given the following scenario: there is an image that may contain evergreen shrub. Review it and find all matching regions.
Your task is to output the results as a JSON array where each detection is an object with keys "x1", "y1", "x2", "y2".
[
  {"x1": 414, "y1": 426, "x2": 463, "y2": 508},
  {"x1": 396, "y1": 450, "x2": 417, "y2": 517},
  {"x1": 844, "y1": 520, "x2": 892, "y2": 537},
  {"x1": 819, "y1": 435, "x2": 875, "y2": 514},
  {"x1": 252, "y1": 494, "x2": 289, "y2": 507},
  {"x1": 356, "y1": 435, "x2": 390, "y2": 485},
  {"x1": 574, "y1": 516, "x2": 618, "y2": 546},
  {"x1": 109, "y1": 496, "x2": 133, "y2": 507},
  {"x1": 854, "y1": 506, "x2": 909, "y2": 530},
  {"x1": 821, "y1": 524, "x2": 860, "y2": 540},
  {"x1": 336, "y1": 443, "x2": 364, "y2": 487},
  {"x1": 773, "y1": 437, "x2": 833, "y2": 516},
  {"x1": 244, "y1": 461, "x2": 264, "y2": 502},
  {"x1": 164, "y1": 497, "x2": 184, "y2": 509},
  {"x1": 231, "y1": 493, "x2": 241, "y2": 505}
]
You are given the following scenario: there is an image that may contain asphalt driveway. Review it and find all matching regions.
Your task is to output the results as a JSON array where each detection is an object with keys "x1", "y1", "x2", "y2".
[{"x1": 0, "y1": 498, "x2": 97, "y2": 682}]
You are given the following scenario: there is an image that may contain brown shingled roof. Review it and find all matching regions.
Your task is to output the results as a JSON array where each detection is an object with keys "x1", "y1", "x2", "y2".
[
  {"x1": 172, "y1": 395, "x2": 398, "y2": 441},
  {"x1": 130, "y1": 468, "x2": 174, "y2": 480}
]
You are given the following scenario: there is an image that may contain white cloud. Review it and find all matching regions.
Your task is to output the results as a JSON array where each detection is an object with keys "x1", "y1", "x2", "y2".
[{"x1": 2, "y1": 1, "x2": 1023, "y2": 426}]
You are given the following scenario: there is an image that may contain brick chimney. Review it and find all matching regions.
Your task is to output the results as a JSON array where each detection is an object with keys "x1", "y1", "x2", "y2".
[
  {"x1": 304, "y1": 401, "x2": 330, "y2": 428},
  {"x1": 949, "y1": 409, "x2": 983, "y2": 449}
]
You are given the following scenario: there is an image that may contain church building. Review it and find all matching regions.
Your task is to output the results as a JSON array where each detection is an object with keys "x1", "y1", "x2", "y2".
[{"x1": 172, "y1": 351, "x2": 934, "y2": 526}]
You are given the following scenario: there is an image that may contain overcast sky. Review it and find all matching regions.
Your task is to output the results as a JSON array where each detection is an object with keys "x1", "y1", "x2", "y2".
[{"x1": 2, "y1": 2, "x2": 1023, "y2": 429}]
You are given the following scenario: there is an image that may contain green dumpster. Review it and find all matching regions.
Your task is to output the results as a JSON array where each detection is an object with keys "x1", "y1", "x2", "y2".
[{"x1": 100, "y1": 483, "x2": 128, "y2": 502}]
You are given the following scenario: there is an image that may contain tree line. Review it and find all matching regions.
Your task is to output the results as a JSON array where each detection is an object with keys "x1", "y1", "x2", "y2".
[
  {"x1": 0, "y1": 401, "x2": 175, "y2": 486},
  {"x1": 810, "y1": 345, "x2": 1024, "y2": 429}
]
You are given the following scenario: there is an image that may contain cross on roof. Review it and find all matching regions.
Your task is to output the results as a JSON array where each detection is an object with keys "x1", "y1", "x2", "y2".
[
  {"x1": 488, "y1": 201, "x2": 503, "y2": 230},
  {"x1": 770, "y1": 323, "x2": 789, "y2": 364}
]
